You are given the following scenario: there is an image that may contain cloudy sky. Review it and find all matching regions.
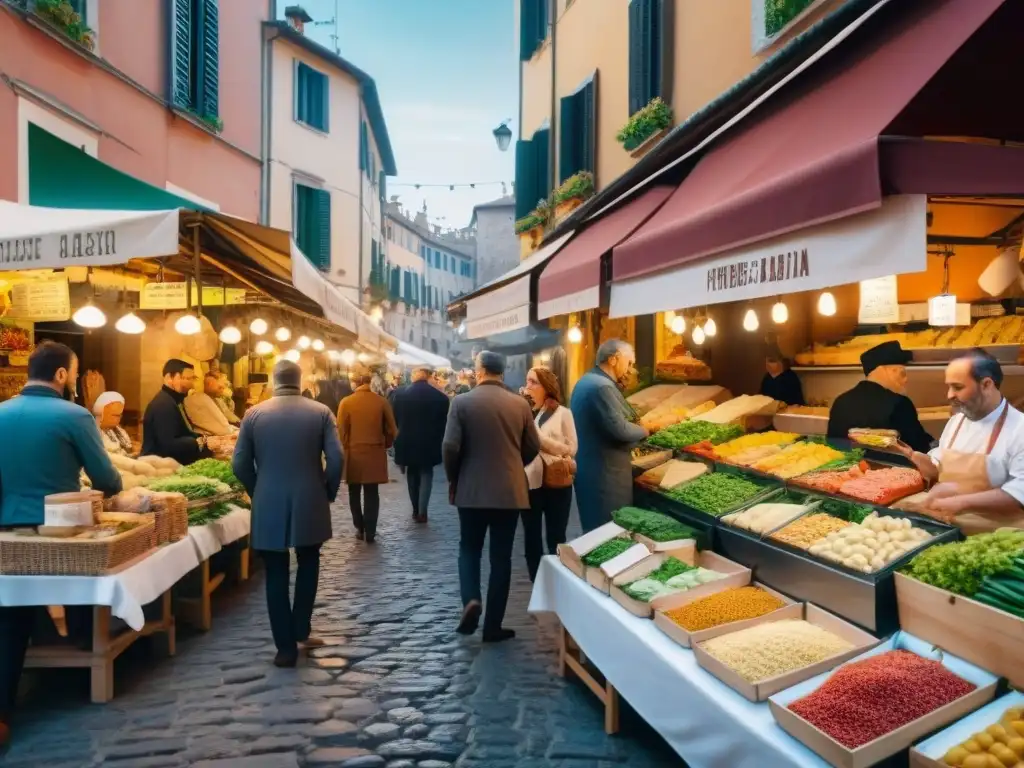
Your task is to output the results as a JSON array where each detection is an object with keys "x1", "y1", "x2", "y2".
[{"x1": 282, "y1": 0, "x2": 518, "y2": 230}]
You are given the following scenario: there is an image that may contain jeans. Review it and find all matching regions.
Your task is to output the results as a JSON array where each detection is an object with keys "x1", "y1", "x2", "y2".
[
  {"x1": 406, "y1": 466, "x2": 434, "y2": 517},
  {"x1": 521, "y1": 485, "x2": 573, "y2": 582},
  {"x1": 457, "y1": 508, "x2": 520, "y2": 633},
  {"x1": 348, "y1": 483, "x2": 380, "y2": 538},
  {"x1": 259, "y1": 545, "x2": 322, "y2": 656}
]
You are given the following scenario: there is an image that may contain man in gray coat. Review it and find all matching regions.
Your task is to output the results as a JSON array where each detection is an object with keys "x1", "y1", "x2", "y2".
[
  {"x1": 233, "y1": 360, "x2": 343, "y2": 667},
  {"x1": 570, "y1": 339, "x2": 648, "y2": 532},
  {"x1": 443, "y1": 351, "x2": 541, "y2": 643}
]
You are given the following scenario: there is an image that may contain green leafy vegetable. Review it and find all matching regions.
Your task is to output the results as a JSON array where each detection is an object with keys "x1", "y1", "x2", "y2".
[
  {"x1": 903, "y1": 531, "x2": 1024, "y2": 596},
  {"x1": 582, "y1": 538, "x2": 634, "y2": 567},
  {"x1": 810, "y1": 449, "x2": 865, "y2": 473},
  {"x1": 612, "y1": 507, "x2": 697, "y2": 542},
  {"x1": 647, "y1": 421, "x2": 744, "y2": 450},
  {"x1": 147, "y1": 474, "x2": 231, "y2": 500},
  {"x1": 665, "y1": 473, "x2": 767, "y2": 517},
  {"x1": 178, "y1": 459, "x2": 242, "y2": 491},
  {"x1": 646, "y1": 557, "x2": 693, "y2": 583},
  {"x1": 188, "y1": 502, "x2": 234, "y2": 526},
  {"x1": 818, "y1": 498, "x2": 874, "y2": 525}
]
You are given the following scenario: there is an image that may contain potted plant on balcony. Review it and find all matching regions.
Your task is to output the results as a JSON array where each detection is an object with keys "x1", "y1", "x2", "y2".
[
  {"x1": 32, "y1": 0, "x2": 95, "y2": 51},
  {"x1": 515, "y1": 199, "x2": 550, "y2": 252},
  {"x1": 616, "y1": 97, "x2": 673, "y2": 158},
  {"x1": 552, "y1": 171, "x2": 595, "y2": 221}
]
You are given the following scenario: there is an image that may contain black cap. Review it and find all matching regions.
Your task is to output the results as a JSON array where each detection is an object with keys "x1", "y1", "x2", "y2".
[{"x1": 860, "y1": 340, "x2": 912, "y2": 376}]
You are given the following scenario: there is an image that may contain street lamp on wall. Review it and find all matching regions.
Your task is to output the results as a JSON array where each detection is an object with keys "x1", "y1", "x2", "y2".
[{"x1": 493, "y1": 120, "x2": 513, "y2": 152}]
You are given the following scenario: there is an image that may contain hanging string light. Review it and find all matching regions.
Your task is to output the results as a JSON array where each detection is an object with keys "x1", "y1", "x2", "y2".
[
  {"x1": 219, "y1": 325, "x2": 242, "y2": 344},
  {"x1": 311, "y1": 339, "x2": 326, "y2": 352},
  {"x1": 743, "y1": 308, "x2": 760, "y2": 332},
  {"x1": 771, "y1": 299, "x2": 789, "y2": 324},
  {"x1": 283, "y1": 349, "x2": 301, "y2": 363},
  {"x1": 254, "y1": 340, "x2": 274, "y2": 356},
  {"x1": 704, "y1": 317, "x2": 717, "y2": 337},
  {"x1": 817, "y1": 291, "x2": 837, "y2": 316},
  {"x1": 274, "y1": 326, "x2": 291, "y2": 343},
  {"x1": 250, "y1": 318, "x2": 268, "y2": 335},
  {"x1": 692, "y1": 325, "x2": 706, "y2": 345},
  {"x1": 567, "y1": 325, "x2": 583, "y2": 344},
  {"x1": 670, "y1": 314, "x2": 686, "y2": 335},
  {"x1": 114, "y1": 311, "x2": 145, "y2": 335},
  {"x1": 297, "y1": 335, "x2": 311, "y2": 350},
  {"x1": 175, "y1": 313, "x2": 201, "y2": 335}
]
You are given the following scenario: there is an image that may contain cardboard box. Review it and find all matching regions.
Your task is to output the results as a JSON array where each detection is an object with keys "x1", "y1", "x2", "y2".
[
  {"x1": 634, "y1": 535, "x2": 696, "y2": 564},
  {"x1": 910, "y1": 691, "x2": 1024, "y2": 768},
  {"x1": 585, "y1": 543, "x2": 651, "y2": 594},
  {"x1": 896, "y1": 572, "x2": 1024, "y2": 690},
  {"x1": 556, "y1": 521, "x2": 627, "y2": 579},
  {"x1": 769, "y1": 633, "x2": 999, "y2": 768},
  {"x1": 693, "y1": 604, "x2": 879, "y2": 703},
  {"x1": 610, "y1": 550, "x2": 750, "y2": 619},
  {"x1": 653, "y1": 581, "x2": 801, "y2": 649}
]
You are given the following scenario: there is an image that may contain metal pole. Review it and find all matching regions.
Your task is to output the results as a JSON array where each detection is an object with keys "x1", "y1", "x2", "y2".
[{"x1": 192, "y1": 223, "x2": 203, "y2": 316}]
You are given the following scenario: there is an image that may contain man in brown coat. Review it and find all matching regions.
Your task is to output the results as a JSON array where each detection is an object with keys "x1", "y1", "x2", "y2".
[
  {"x1": 337, "y1": 364, "x2": 398, "y2": 543},
  {"x1": 443, "y1": 351, "x2": 542, "y2": 642}
]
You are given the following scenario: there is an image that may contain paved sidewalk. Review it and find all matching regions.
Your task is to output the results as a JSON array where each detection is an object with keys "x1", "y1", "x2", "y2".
[{"x1": 4, "y1": 471, "x2": 681, "y2": 767}]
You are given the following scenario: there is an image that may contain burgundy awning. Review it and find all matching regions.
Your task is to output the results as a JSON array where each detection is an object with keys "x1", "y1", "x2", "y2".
[
  {"x1": 613, "y1": 0, "x2": 1007, "y2": 283},
  {"x1": 537, "y1": 187, "x2": 673, "y2": 319}
]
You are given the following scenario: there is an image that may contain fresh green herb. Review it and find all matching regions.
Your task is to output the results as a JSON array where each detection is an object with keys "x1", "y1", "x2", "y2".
[
  {"x1": 147, "y1": 475, "x2": 231, "y2": 500},
  {"x1": 819, "y1": 498, "x2": 874, "y2": 525},
  {"x1": 647, "y1": 557, "x2": 693, "y2": 583},
  {"x1": 665, "y1": 473, "x2": 766, "y2": 517},
  {"x1": 903, "y1": 531, "x2": 1024, "y2": 596},
  {"x1": 188, "y1": 502, "x2": 234, "y2": 526},
  {"x1": 612, "y1": 507, "x2": 697, "y2": 542},
  {"x1": 810, "y1": 449, "x2": 865, "y2": 473},
  {"x1": 582, "y1": 538, "x2": 634, "y2": 567},
  {"x1": 178, "y1": 459, "x2": 243, "y2": 491},
  {"x1": 647, "y1": 421, "x2": 743, "y2": 450}
]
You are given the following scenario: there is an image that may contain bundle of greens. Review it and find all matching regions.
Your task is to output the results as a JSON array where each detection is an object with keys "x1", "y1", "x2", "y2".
[
  {"x1": 647, "y1": 421, "x2": 743, "y2": 450},
  {"x1": 818, "y1": 498, "x2": 874, "y2": 525},
  {"x1": 178, "y1": 459, "x2": 242, "y2": 491},
  {"x1": 582, "y1": 538, "x2": 635, "y2": 567},
  {"x1": 974, "y1": 556, "x2": 1024, "y2": 617},
  {"x1": 147, "y1": 474, "x2": 231, "y2": 501},
  {"x1": 612, "y1": 507, "x2": 697, "y2": 542},
  {"x1": 811, "y1": 449, "x2": 866, "y2": 473},
  {"x1": 903, "y1": 530, "x2": 1024, "y2": 597},
  {"x1": 188, "y1": 502, "x2": 234, "y2": 526},
  {"x1": 664, "y1": 473, "x2": 766, "y2": 517},
  {"x1": 621, "y1": 557, "x2": 724, "y2": 602}
]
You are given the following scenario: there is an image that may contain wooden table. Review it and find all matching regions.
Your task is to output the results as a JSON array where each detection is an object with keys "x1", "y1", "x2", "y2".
[{"x1": 559, "y1": 625, "x2": 620, "y2": 734}]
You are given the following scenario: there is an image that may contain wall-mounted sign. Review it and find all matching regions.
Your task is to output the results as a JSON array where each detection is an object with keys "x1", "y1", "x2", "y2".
[
  {"x1": 928, "y1": 294, "x2": 958, "y2": 327},
  {"x1": 141, "y1": 282, "x2": 248, "y2": 309},
  {"x1": 7, "y1": 276, "x2": 71, "y2": 321},
  {"x1": 858, "y1": 275, "x2": 899, "y2": 324}
]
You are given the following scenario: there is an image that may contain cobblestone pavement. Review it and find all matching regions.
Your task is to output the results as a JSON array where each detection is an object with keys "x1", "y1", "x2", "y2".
[{"x1": 5, "y1": 470, "x2": 681, "y2": 767}]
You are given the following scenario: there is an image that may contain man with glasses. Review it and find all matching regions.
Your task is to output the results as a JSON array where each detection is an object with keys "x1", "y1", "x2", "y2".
[{"x1": 570, "y1": 339, "x2": 648, "y2": 532}]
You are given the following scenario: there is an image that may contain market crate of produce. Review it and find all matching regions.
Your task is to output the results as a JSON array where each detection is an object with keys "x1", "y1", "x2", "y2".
[
  {"x1": 910, "y1": 691, "x2": 1024, "y2": 768},
  {"x1": 611, "y1": 506, "x2": 700, "y2": 560},
  {"x1": 692, "y1": 604, "x2": 879, "y2": 703},
  {"x1": 647, "y1": 420, "x2": 744, "y2": 452},
  {"x1": 720, "y1": 492, "x2": 822, "y2": 537},
  {"x1": 610, "y1": 551, "x2": 750, "y2": 619},
  {"x1": 632, "y1": 485, "x2": 715, "y2": 548},
  {"x1": 746, "y1": 440, "x2": 848, "y2": 480},
  {"x1": 714, "y1": 505, "x2": 958, "y2": 634},
  {"x1": 896, "y1": 530, "x2": 1024, "y2": 690},
  {"x1": 557, "y1": 521, "x2": 630, "y2": 578},
  {"x1": 630, "y1": 442, "x2": 674, "y2": 473},
  {"x1": 634, "y1": 458, "x2": 708, "y2": 490},
  {"x1": 660, "y1": 467, "x2": 781, "y2": 521},
  {"x1": 0, "y1": 518, "x2": 156, "y2": 576},
  {"x1": 654, "y1": 581, "x2": 801, "y2": 648},
  {"x1": 796, "y1": 464, "x2": 926, "y2": 506},
  {"x1": 584, "y1": 539, "x2": 653, "y2": 595},
  {"x1": 769, "y1": 634, "x2": 999, "y2": 768}
]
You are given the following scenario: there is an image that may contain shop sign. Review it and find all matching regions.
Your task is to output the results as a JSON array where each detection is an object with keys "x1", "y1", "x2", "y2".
[
  {"x1": 7, "y1": 276, "x2": 71, "y2": 321},
  {"x1": 610, "y1": 195, "x2": 928, "y2": 318},
  {"x1": 198, "y1": 287, "x2": 247, "y2": 306},
  {"x1": 140, "y1": 282, "x2": 189, "y2": 309},
  {"x1": 324, "y1": 286, "x2": 359, "y2": 333},
  {"x1": 465, "y1": 304, "x2": 529, "y2": 339},
  {"x1": 858, "y1": 275, "x2": 899, "y2": 324}
]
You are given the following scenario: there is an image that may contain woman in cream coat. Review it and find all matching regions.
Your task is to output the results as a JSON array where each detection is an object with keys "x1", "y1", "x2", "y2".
[{"x1": 521, "y1": 366, "x2": 578, "y2": 581}]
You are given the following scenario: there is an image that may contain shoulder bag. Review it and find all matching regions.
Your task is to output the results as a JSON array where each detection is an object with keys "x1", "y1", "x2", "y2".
[{"x1": 539, "y1": 408, "x2": 576, "y2": 489}]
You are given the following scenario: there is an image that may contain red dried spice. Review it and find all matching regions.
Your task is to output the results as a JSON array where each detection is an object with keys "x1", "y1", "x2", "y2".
[{"x1": 787, "y1": 650, "x2": 977, "y2": 749}]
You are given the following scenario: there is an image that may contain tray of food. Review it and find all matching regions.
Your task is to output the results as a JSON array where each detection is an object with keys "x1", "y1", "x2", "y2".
[
  {"x1": 848, "y1": 428, "x2": 899, "y2": 449},
  {"x1": 911, "y1": 691, "x2": 1024, "y2": 768},
  {"x1": 610, "y1": 551, "x2": 750, "y2": 619},
  {"x1": 660, "y1": 469, "x2": 781, "y2": 522},
  {"x1": 0, "y1": 517, "x2": 156, "y2": 576}
]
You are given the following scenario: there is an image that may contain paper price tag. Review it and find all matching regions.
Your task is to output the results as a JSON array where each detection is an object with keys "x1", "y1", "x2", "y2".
[{"x1": 928, "y1": 294, "x2": 957, "y2": 327}]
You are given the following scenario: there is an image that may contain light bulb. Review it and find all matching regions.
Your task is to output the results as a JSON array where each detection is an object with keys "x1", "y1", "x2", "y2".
[
  {"x1": 341, "y1": 350, "x2": 356, "y2": 365},
  {"x1": 771, "y1": 301, "x2": 789, "y2": 324},
  {"x1": 692, "y1": 325, "x2": 706, "y2": 345},
  {"x1": 312, "y1": 339, "x2": 325, "y2": 352},
  {"x1": 357, "y1": 352, "x2": 370, "y2": 363},
  {"x1": 567, "y1": 325, "x2": 583, "y2": 344},
  {"x1": 670, "y1": 315, "x2": 686, "y2": 335},
  {"x1": 274, "y1": 327, "x2": 291, "y2": 342},
  {"x1": 743, "y1": 308, "x2": 759, "y2": 332},
  {"x1": 663, "y1": 310, "x2": 676, "y2": 329},
  {"x1": 114, "y1": 311, "x2": 145, "y2": 334},
  {"x1": 175, "y1": 314, "x2": 201, "y2": 335},
  {"x1": 249, "y1": 318, "x2": 268, "y2": 335},
  {"x1": 297, "y1": 335, "x2": 311, "y2": 350},
  {"x1": 284, "y1": 349, "x2": 301, "y2": 363},
  {"x1": 818, "y1": 291, "x2": 837, "y2": 317},
  {"x1": 219, "y1": 325, "x2": 242, "y2": 344},
  {"x1": 72, "y1": 303, "x2": 107, "y2": 329},
  {"x1": 704, "y1": 317, "x2": 717, "y2": 337},
  {"x1": 254, "y1": 340, "x2": 274, "y2": 356}
]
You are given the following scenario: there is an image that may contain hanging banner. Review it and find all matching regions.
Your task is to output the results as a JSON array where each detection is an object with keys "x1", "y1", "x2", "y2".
[
  {"x1": 140, "y1": 282, "x2": 188, "y2": 310},
  {"x1": 7, "y1": 276, "x2": 71, "y2": 321},
  {"x1": 858, "y1": 275, "x2": 899, "y2": 324},
  {"x1": 610, "y1": 195, "x2": 928, "y2": 318},
  {"x1": 323, "y1": 285, "x2": 359, "y2": 334}
]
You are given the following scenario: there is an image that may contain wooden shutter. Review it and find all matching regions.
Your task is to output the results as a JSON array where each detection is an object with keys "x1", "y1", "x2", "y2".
[
  {"x1": 580, "y1": 75, "x2": 597, "y2": 175},
  {"x1": 514, "y1": 138, "x2": 535, "y2": 219},
  {"x1": 319, "y1": 70, "x2": 330, "y2": 132},
  {"x1": 315, "y1": 188, "x2": 331, "y2": 270},
  {"x1": 647, "y1": 0, "x2": 661, "y2": 106},
  {"x1": 628, "y1": 0, "x2": 644, "y2": 115},
  {"x1": 359, "y1": 122, "x2": 368, "y2": 171},
  {"x1": 169, "y1": 0, "x2": 193, "y2": 109},
  {"x1": 519, "y1": 0, "x2": 536, "y2": 61},
  {"x1": 201, "y1": 0, "x2": 219, "y2": 119},
  {"x1": 293, "y1": 60, "x2": 301, "y2": 121},
  {"x1": 558, "y1": 96, "x2": 577, "y2": 184},
  {"x1": 370, "y1": 239, "x2": 378, "y2": 282},
  {"x1": 533, "y1": 127, "x2": 551, "y2": 201}
]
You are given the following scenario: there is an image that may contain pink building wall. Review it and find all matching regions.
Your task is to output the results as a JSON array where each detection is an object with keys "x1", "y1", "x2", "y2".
[{"x1": 0, "y1": 1, "x2": 265, "y2": 219}]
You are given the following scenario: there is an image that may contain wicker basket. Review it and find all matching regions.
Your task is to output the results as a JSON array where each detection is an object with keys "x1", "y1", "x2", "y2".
[
  {"x1": 0, "y1": 520, "x2": 157, "y2": 576},
  {"x1": 150, "y1": 492, "x2": 189, "y2": 543}
]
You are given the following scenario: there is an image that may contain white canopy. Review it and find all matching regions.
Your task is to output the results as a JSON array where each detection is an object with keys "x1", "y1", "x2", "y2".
[{"x1": 393, "y1": 341, "x2": 452, "y2": 370}]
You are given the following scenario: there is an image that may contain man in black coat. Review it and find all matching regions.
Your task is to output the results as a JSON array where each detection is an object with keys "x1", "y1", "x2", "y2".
[
  {"x1": 827, "y1": 340, "x2": 933, "y2": 453},
  {"x1": 392, "y1": 364, "x2": 450, "y2": 523},
  {"x1": 141, "y1": 359, "x2": 213, "y2": 465}
]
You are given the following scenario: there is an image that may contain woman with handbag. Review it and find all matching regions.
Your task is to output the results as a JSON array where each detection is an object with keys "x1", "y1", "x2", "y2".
[{"x1": 521, "y1": 366, "x2": 578, "y2": 582}]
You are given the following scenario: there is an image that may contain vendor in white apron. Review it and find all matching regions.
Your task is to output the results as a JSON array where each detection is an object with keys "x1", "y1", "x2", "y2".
[{"x1": 901, "y1": 352, "x2": 1024, "y2": 534}]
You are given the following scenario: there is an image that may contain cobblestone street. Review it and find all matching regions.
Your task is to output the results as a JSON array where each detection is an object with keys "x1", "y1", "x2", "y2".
[{"x1": 4, "y1": 471, "x2": 681, "y2": 767}]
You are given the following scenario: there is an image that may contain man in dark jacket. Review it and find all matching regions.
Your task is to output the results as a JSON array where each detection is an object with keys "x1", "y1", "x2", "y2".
[
  {"x1": 393, "y1": 364, "x2": 450, "y2": 523},
  {"x1": 827, "y1": 340, "x2": 933, "y2": 453},
  {"x1": 233, "y1": 360, "x2": 343, "y2": 668},
  {"x1": 0, "y1": 342, "x2": 122, "y2": 748},
  {"x1": 443, "y1": 351, "x2": 541, "y2": 643},
  {"x1": 141, "y1": 359, "x2": 212, "y2": 465}
]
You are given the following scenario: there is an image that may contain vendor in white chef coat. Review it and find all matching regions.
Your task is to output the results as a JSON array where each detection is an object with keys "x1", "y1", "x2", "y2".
[{"x1": 900, "y1": 350, "x2": 1024, "y2": 534}]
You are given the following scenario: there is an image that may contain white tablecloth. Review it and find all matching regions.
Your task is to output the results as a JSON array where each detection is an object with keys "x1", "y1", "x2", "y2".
[
  {"x1": 528, "y1": 556, "x2": 828, "y2": 768},
  {"x1": 187, "y1": 506, "x2": 251, "y2": 561},
  {"x1": 0, "y1": 538, "x2": 200, "y2": 630}
]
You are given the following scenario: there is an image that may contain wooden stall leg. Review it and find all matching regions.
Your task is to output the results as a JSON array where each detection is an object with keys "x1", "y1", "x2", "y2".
[
  {"x1": 90, "y1": 606, "x2": 114, "y2": 703},
  {"x1": 200, "y1": 559, "x2": 213, "y2": 631},
  {"x1": 162, "y1": 591, "x2": 176, "y2": 657},
  {"x1": 239, "y1": 537, "x2": 251, "y2": 582},
  {"x1": 604, "y1": 681, "x2": 620, "y2": 735},
  {"x1": 558, "y1": 625, "x2": 568, "y2": 677}
]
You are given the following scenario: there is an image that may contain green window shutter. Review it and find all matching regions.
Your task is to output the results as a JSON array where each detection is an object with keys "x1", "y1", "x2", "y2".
[
  {"x1": 581, "y1": 75, "x2": 597, "y2": 175},
  {"x1": 292, "y1": 60, "x2": 301, "y2": 121},
  {"x1": 378, "y1": 169, "x2": 386, "y2": 202},
  {"x1": 519, "y1": 0, "x2": 536, "y2": 61},
  {"x1": 370, "y1": 239, "x2": 378, "y2": 282},
  {"x1": 533, "y1": 127, "x2": 551, "y2": 202},
  {"x1": 628, "y1": 0, "x2": 644, "y2": 115},
  {"x1": 320, "y1": 70, "x2": 330, "y2": 132},
  {"x1": 514, "y1": 138, "x2": 535, "y2": 220},
  {"x1": 315, "y1": 188, "x2": 331, "y2": 271},
  {"x1": 559, "y1": 96, "x2": 577, "y2": 183},
  {"x1": 169, "y1": 0, "x2": 193, "y2": 109},
  {"x1": 359, "y1": 122, "x2": 368, "y2": 171},
  {"x1": 389, "y1": 266, "x2": 400, "y2": 299},
  {"x1": 200, "y1": 0, "x2": 219, "y2": 120}
]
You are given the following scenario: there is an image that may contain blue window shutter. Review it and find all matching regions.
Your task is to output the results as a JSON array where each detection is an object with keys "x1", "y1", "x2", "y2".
[
  {"x1": 200, "y1": 0, "x2": 219, "y2": 119},
  {"x1": 559, "y1": 95, "x2": 577, "y2": 183},
  {"x1": 315, "y1": 188, "x2": 331, "y2": 270},
  {"x1": 169, "y1": 0, "x2": 193, "y2": 109},
  {"x1": 359, "y1": 122, "x2": 367, "y2": 171},
  {"x1": 519, "y1": 0, "x2": 536, "y2": 61},
  {"x1": 514, "y1": 138, "x2": 534, "y2": 219}
]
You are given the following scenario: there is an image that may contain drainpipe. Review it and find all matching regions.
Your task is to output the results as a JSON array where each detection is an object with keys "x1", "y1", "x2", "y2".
[
  {"x1": 548, "y1": 0, "x2": 557, "y2": 193},
  {"x1": 260, "y1": 10, "x2": 278, "y2": 225},
  {"x1": 357, "y1": 92, "x2": 365, "y2": 304}
]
